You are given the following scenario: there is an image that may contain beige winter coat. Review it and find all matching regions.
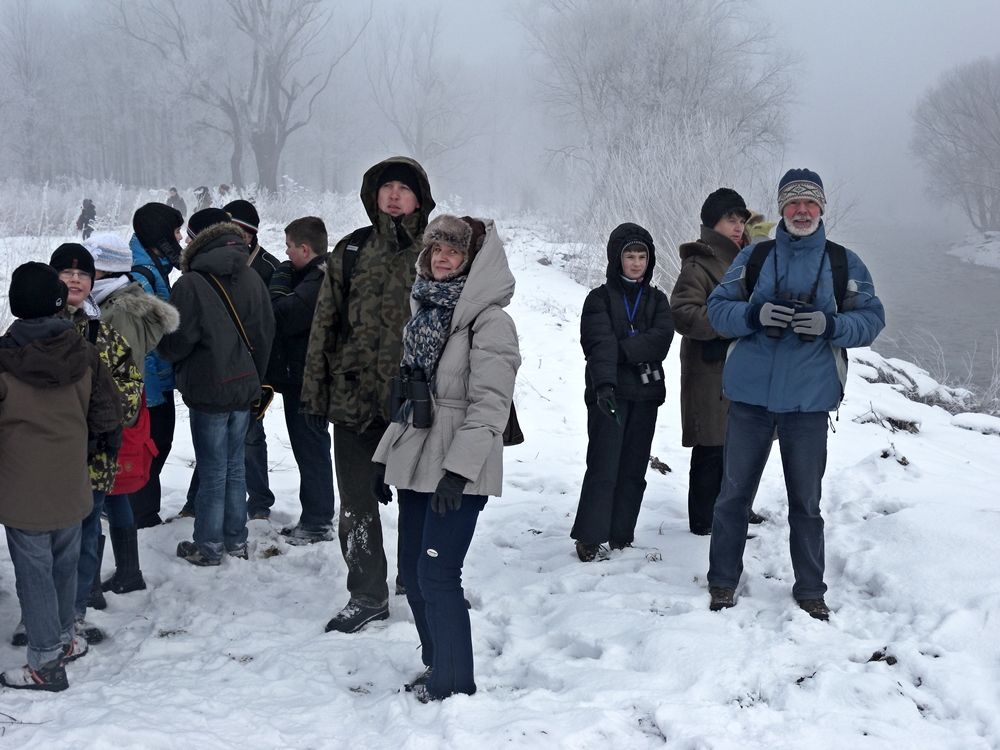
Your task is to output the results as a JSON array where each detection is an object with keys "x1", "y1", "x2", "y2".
[{"x1": 374, "y1": 219, "x2": 520, "y2": 496}]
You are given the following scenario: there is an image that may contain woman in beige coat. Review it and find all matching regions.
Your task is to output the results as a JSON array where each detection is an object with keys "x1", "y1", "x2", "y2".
[{"x1": 373, "y1": 214, "x2": 520, "y2": 702}]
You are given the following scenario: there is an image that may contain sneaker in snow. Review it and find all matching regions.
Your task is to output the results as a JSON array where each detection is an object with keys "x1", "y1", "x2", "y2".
[
  {"x1": 324, "y1": 601, "x2": 389, "y2": 634},
  {"x1": 0, "y1": 659, "x2": 67, "y2": 692},
  {"x1": 797, "y1": 598, "x2": 830, "y2": 621},
  {"x1": 11, "y1": 618, "x2": 26, "y2": 647},
  {"x1": 176, "y1": 540, "x2": 220, "y2": 567},
  {"x1": 74, "y1": 618, "x2": 104, "y2": 645},
  {"x1": 281, "y1": 524, "x2": 334, "y2": 546},
  {"x1": 404, "y1": 666, "x2": 433, "y2": 692},
  {"x1": 62, "y1": 632, "x2": 90, "y2": 663},
  {"x1": 709, "y1": 587, "x2": 736, "y2": 611}
]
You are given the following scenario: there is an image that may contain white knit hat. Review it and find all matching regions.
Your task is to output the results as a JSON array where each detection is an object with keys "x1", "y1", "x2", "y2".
[{"x1": 84, "y1": 233, "x2": 132, "y2": 273}]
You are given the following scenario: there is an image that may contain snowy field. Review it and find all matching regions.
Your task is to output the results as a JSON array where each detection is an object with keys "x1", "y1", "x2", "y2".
[
  {"x1": 949, "y1": 231, "x2": 1000, "y2": 269},
  {"x1": 1, "y1": 218, "x2": 999, "y2": 749}
]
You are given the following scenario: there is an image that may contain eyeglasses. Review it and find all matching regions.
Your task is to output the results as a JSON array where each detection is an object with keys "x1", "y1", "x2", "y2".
[{"x1": 58, "y1": 270, "x2": 92, "y2": 281}]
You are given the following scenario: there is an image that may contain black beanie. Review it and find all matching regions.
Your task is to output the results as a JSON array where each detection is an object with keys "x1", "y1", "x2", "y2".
[
  {"x1": 10, "y1": 262, "x2": 67, "y2": 319},
  {"x1": 133, "y1": 202, "x2": 184, "y2": 251},
  {"x1": 49, "y1": 243, "x2": 96, "y2": 277},
  {"x1": 377, "y1": 163, "x2": 422, "y2": 205},
  {"x1": 223, "y1": 200, "x2": 259, "y2": 234},
  {"x1": 700, "y1": 188, "x2": 751, "y2": 229},
  {"x1": 187, "y1": 208, "x2": 233, "y2": 238}
]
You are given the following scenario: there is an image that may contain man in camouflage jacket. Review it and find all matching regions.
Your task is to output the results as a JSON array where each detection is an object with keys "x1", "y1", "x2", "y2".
[{"x1": 301, "y1": 157, "x2": 435, "y2": 633}]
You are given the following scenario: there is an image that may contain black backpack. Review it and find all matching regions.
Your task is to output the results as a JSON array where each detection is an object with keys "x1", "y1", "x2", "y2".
[{"x1": 744, "y1": 239, "x2": 848, "y2": 311}]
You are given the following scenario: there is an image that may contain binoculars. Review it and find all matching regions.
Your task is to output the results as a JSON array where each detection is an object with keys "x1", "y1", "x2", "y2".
[
  {"x1": 637, "y1": 362, "x2": 662, "y2": 385},
  {"x1": 765, "y1": 291, "x2": 817, "y2": 342},
  {"x1": 389, "y1": 366, "x2": 432, "y2": 429}
]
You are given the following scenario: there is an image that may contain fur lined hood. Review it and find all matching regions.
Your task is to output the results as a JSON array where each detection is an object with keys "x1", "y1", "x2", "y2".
[
  {"x1": 180, "y1": 221, "x2": 249, "y2": 275},
  {"x1": 108, "y1": 283, "x2": 181, "y2": 335}
]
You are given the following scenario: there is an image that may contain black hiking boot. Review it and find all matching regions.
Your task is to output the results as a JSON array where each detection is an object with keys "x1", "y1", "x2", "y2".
[
  {"x1": 575, "y1": 541, "x2": 600, "y2": 562},
  {"x1": 797, "y1": 598, "x2": 830, "y2": 621},
  {"x1": 404, "y1": 666, "x2": 433, "y2": 692},
  {"x1": 709, "y1": 587, "x2": 736, "y2": 611},
  {"x1": 176, "y1": 540, "x2": 220, "y2": 567},
  {"x1": 325, "y1": 601, "x2": 389, "y2": 634}
]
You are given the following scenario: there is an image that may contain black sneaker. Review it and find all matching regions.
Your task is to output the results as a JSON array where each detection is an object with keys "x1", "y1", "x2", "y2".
[
  {"x1": 797, "y1": 598, "x2": 830, "y2": 621},
  {"x1": 0, "y1": 659, "x2": 68, "y2": 692},
  {"x1": 176, "y1": 540, "x2": 221, "y2": 567},
  {"x1": 11, "y1": 618, "x2": 26, "y2": 647},
  {"x1": 280, "y1": 524, "x2": 334, "y2": 546},
  {"x1": 748, "y1": 509, "x2": 766, "y2": 525},
  {"x1": 404, "y1": 666, "x2": 433, "y2": 692},
  {"x1": 575, "y1": 541, "x2": 600, "y2": 562},
  {"x1": 324, "y1": 601, "x2": 389, "y2": 633},
  {"x1": 709, "y1": 587, "x2": 736, "y2": 611},
  {"x1": 74, "y1": 618, "x2": 104, "y2": 645}
]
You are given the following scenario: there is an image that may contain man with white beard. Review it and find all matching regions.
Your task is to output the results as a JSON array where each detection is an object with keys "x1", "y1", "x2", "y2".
[{"x1": 703, "y1": 169, "x2": 885, "y2": 620}]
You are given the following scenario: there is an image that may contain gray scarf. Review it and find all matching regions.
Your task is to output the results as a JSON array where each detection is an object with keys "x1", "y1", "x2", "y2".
[{"x1": 401, "y1": 276, "x2": 467, "y2": 392}]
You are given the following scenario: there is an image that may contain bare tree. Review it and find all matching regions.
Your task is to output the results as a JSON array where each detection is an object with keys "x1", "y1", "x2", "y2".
[
  {"x1": 912, "y1": 55, "x2": 1000, "y2": 234},
  {"x1": 111, "y1": 0, "x2": 371, "y2": 193},
  {"x1": 518, "y1": 0, "x2": 793, "y2": 281},
  {"x1": 364, "y1": 7, "x2": 480, "y2": 173}
]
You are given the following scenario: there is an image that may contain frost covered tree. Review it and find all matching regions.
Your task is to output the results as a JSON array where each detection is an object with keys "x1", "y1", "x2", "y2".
[
  {"x1": 112, "y1": 0, "x2": 371, "y2": 193},
  {"x1": 518, "y1": 0, "x2": 792, "y2": 281},
  {"x1": 912, "y1": 55, "x2": 1000, "y2": 234},
  {"x1": 364, "y1": 7, "x2": 480, "y2": 174}
]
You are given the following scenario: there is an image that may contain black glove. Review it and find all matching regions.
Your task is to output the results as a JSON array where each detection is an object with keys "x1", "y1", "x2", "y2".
[
  {"x1": 305, "y1": 413, "x2": 328, "y2": 435},
  {"x1": 596, "y1": 385, "x2": 621, "y2": 427},
  {"x1": 87, "y1": 432, "x2": 100, "y2": 462},
  {"x1": 430, "y1": 470, "x2": 468, "y2": 516},
  {"x1": 101, "y1": 425, "x2": 124, "y2": 454},
  {"x1": 370, "y1": 463, "x2": 393, "y2": 505}
]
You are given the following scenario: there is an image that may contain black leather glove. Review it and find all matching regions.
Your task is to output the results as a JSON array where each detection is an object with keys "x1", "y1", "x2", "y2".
[
  {"x1": 430, "y1": 470, "x2": 468, "y2": 516},
  {"x1": 596, "y1": 385, "x2": 621, "y2": 426},
  {"x1": 305, "y1": 413, "x2": 329, "y2": 435},
  {"x1": 370, "y1": 463, "x2": 393, "y2": 505}
]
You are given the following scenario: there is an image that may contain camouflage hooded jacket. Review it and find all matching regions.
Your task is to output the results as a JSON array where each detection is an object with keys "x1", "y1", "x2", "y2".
[
  {"x1": 300, "y1": 157, "x2": 435, "y2": 432},
  {"x1": 69, "y1": 307, "x2": 143, "y2": 492}
]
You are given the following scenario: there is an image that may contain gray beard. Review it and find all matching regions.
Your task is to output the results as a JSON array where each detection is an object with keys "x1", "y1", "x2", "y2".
[{"x1": 786, "y1": 215, "x2": 821, "y2": 237}]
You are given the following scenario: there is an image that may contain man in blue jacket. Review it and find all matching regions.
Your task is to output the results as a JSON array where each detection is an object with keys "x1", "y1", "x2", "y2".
[{"x1": 705, "y1": 169, "x2": 885, "y2": 620}]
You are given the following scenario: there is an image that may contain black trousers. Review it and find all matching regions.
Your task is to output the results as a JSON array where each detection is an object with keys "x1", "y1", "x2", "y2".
[
  {"x1": 130, "y1": 395, "x2": 174, "y2": 528},
  {"x1": 688, "y1": 444, "x2": 724, "y2": 534},
  {"x1": 571, "y1": 399, "x2": 658, "y2": 546}
]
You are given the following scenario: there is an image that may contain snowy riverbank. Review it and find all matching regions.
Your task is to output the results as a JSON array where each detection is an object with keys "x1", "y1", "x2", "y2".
[
  {"x1": 948, "y1": 231, "x2": 1000, "y2": 269},
  {"x1": 0, "y1": 217, "x2": 998, "y2": 749}
]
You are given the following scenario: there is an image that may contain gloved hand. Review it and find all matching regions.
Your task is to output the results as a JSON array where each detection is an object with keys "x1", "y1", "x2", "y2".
[
  {"x1": 758, "y1": 300, "x2": 795, "y2": 329},
  {"x1": 100, "y1": 425, "x2": 124, "y2": 455},
  {"x1": 269, "y1": 261, "x2": 295, "y2": 296},
  {"x1": 305, "y1": 413, "x2": 329, "y2": 435},
  {"x1": 430, "y1": 470, "x2": 468, "y2": 516},
  {"x1": 791, "y1": 308, "x2": 835, "y2": 338},
  {"x1": 87, "y1": 432, "x2": 100, "y2": 462},
  {"x1": 370, "y1": 463, "x2": 394, "y2": 505},
  {"x1": 596, "y1": 385, "x2": 621, "y2": 426}
]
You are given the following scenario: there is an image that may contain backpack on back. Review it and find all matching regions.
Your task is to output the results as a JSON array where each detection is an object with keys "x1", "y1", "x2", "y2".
[{"x1": 108, "y1": 392, "x2": 158, "y2": 496}]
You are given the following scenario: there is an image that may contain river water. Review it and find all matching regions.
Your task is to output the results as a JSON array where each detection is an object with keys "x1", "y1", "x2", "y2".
[{"x1": 841, "y1": 223, "x2": 1000, "y2": 392}]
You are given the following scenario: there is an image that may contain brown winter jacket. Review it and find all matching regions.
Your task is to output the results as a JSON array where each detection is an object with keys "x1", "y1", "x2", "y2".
[
  {"x1": 0, "y1": 318, "x2": 123, "y2": 531},
  {"x1": 670, "y1": 226, "x2": 746, "y2": 447}
]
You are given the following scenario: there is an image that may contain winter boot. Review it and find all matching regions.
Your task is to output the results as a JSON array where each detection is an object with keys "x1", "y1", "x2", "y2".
[
  {"x1": 709, "y1": 587, "x2": 736, "y2": 611},
  {"x1": 797, "y1": 598, "x2": 830, "y2": 621},
  {"x1": 102, "y1": 526, "x2": 147, "y2": 594},
  {"x1": 0, "y1": 659, "x2": 68, "y2": 691},
  {"x1": 89, "y1": 535, "x2": 107, "y2": 610},
  {"x1": 575, "y1": 541, "x2": 600, "y2": 562}
]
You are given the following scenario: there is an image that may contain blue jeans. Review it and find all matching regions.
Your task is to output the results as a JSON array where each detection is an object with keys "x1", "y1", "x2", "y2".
[
  {"x1": 189, "y1": 409, "x2": 252, "y2": 561},
  {"x1": 708, "y1": 401, "x2": 829, "y2": 600},
  {"x1": 75, "y1": 490, "x2": 105, "y2": 618},
  {"x1": 185, "y1": 415, "x2": 274, "y2": 517},
  {"x1": 283, "y1": 392, "x2": 335, "y2": 529},
  {"x1": 104, "y1": 493, "x2": 134, "y2": 528},
  {"x1": 7, "y1": 524, "x2": 81, "y2": 669},
  {"x1": 398, "y1": 489, "x2": 486, "y2": 699}
]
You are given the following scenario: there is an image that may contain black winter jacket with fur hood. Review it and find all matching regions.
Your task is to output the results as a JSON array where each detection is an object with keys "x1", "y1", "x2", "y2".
[{"x1": 157, "y1": 222, "x2": 275, "y2": 413}]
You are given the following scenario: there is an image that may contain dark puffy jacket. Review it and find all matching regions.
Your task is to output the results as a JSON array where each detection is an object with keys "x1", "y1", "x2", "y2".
[
  {"x1": 157, "y1": 222, "x2": 275, "y2": 413},
  {"x1": 0, "y1": 318, "x2": 122, "y2": 531},
  {"x1": 266, "y1": 254, "x2": 328, "y2": 396},
  {"x1": 249, "y1": 246, "x2": 281, "y2": 288},
  {"x1": 581, "y1": 223, "x2": 674, "y2": 405}
]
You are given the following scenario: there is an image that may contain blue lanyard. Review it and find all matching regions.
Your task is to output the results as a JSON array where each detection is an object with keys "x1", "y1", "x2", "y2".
[{"x1": 623, "y1": 286, "x2": 643, "y2": 332}]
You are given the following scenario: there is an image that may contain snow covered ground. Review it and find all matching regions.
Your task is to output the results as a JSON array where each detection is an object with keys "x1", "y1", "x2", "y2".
[
  {"x1": 948, "y1": 231, "x2": 1000, "y2": 269},
  {"x1": 1, "y1": 218, "x2": 999, "y2": 749}
]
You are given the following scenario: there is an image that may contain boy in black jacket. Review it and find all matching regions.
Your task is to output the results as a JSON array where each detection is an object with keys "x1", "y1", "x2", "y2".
[
  {"x1": 571, "y1": 223, "x2": 674, "y2": 561},
  {"x1": 268, "y1": 217, "x2": 336, "y2": 545}
]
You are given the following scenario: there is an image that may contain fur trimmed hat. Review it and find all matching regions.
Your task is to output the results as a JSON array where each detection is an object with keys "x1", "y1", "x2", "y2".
[
  {"x1": 10, "y1": 262, "x2": 67, "y2": 319},
  {"x1": 777, "y1": 168, "x2": 825, "y2": 215},
  {"x1": 700, "y1": 188, "x2": 751, "y2": 229},
  {"x1": 50, "y1": 243, "x2": 96, "y2": 277},
  {"x1": 84, "y1": 233, "x2": 132, "y2": 273},
  {"x1": 417, "y1": 214, "x2": 486, "y2": 281}
]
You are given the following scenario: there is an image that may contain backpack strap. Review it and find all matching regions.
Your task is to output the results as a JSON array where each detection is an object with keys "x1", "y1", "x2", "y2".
[
  {"x1": 340, "y1": 225, "x2": 374, "y2": 345},
  {"x1": 744, "y1": 240, "x2": 775, "y2": 299},
  {"x1": 86, "y1": 319, "x2": 100, "y2": 345},
  {"x1": 688, "y1": 260, "x2": 721, "y2": 288},
  {"x1": 130, "y1": 265, "x2": 157, "y2": 292}
]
